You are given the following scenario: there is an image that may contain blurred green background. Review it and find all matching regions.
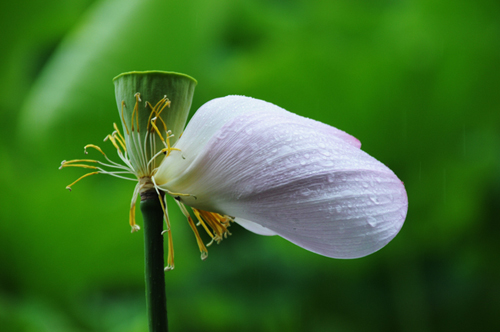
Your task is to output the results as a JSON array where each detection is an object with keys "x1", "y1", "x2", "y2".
[{"x1": 1, "y1": 0, "x2": 499, "y2": 331}]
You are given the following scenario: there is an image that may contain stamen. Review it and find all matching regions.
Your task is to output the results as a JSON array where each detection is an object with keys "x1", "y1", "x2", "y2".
[
  {"x1": 174, "y1": 199, "x2": 208, "y2": 260},
  {"x1": 165, "y1": 228, "x2": 175, "y2": 271},
  {"x1": 192, "y1": 209, "x2": 233, "y2": 246},
  {"x1": 128, "y1": 125, "x2": 147, "y2": 176},
  {"x1": 147, "y1": 147, "x2": 182, "y2": 168},
  {"x1": 84, "y1": 144, "x2": 106, "y2": 156},
  {"x1": 83, "y1": 144, "x2": 134, "y2": 172},
  {"x1": 105, "y1": 134, "x2": 122, "y2": 153},
  {"x1": 188, "y1": 216, "x2": 208, "y2": 260},
  {"x1": 129, "y1": 182, "x2": 141, "y2": 233},
  {"x1": 131, "y1": 93, "x2": 141, "y2": 132},
  {"x1": 156, "y1": 193, "x2": 175, "y2": 270},
  {"x1": 155, "y1": 95, "x2": 171, "y2": 117},
  {"x1": 59, "y1": 159, "x2": 97, "y2": 169},
  {"x1": 146, "y1": 95, "x2": 170, "y2": 132},
  {"x1": 65, "y1": 171, "x2": 99, "y2": 191},
  {"x1": 146, "y1": 101, "x2": 155, "y2": 131},
  {"x1": 112, "y1": 123, "x2": 127, "y2": 150},
  {"x1": 154, "y1": 99, "x2": 170, "y2": 132},
  {"x1": 163, "y1": 189, "x2": 195, "y2": 199},
  {"x1": 110, "y1": 132, "x2": 126, "y2": 152},
  {"x1": 150, "y1": 117, "x2": 166, "y2": 143},
  {"x1": 121, "y1": 101, "x2": 130, "y2": 135},
  {"x1": 192, "y1": 209, "x2": 215, "y2": 239},
  {"x1": 61, "y1": 163, "x2": 99, "y2": 170}
]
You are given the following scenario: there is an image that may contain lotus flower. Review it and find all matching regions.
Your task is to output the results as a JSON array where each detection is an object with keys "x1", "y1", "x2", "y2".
[
  {"x1": 153, "y1": 95, "x2": 408, "y2": 259},
  {"x1": 61, "y1": 71, "x2": 407, "y2": 269}
]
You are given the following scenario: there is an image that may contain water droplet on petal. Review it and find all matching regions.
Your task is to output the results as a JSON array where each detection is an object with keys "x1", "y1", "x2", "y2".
[
  {"x1": 327, "y1": 174, "x2": 335, "y2": 183},
  {"x1": 367, "y1": 216, "x2": 378, "y2": 227},
  {"x1": 319, "y1": 158, "x2": 334, "y2": 167},
  {"x1": 301, "y1": 188, "x2": 312, "y2": 196}
]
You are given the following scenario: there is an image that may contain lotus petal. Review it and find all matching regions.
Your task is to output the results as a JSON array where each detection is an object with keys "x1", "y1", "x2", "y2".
[{"x1": 154, "y1": 96, "x2": 407, "y2": 259}]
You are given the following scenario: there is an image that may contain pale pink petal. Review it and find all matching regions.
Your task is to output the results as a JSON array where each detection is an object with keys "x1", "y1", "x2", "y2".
[{"x1": 155, "y1": 96, "x2": 407, "y2": 259}]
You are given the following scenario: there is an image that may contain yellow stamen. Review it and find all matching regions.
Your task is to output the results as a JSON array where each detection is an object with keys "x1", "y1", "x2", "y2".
[
  {"x1": 154, "y1": 100, "x2": 170, "y2": 132},
  {"x1": 191, "y1": 209, "x2": 233, "y2": 247},
  {"x1": 65, "y1": 171, "x2": 99, "y2": 191},
  {"x1": 174, "y1": 199, "x2": 208, "y2": 260},
  {"x1": 61, "y1": 163, "x2": 99, "y2": 170},
  {"x1": 187, "y1": 216, "x2": 209, "y2": 260},
  {"x1": 129, "y1": 204, "x2": 138, "y2": 232},
  {"x1": 165, "y1": 228, "x2": 175, "y2": 271},
  {"x1": 60, "y1": 159, "x2": 98, "y2": 166},
  {"x1": 112, "y1": 123, "x2": 127, "y2": 151},
  {"x1": 131, "y1": 93, "x2": 141, "y2": 132},
  {"x1": 192, "y1": 209, "x2": 215, "y2": 239},
  {"x1": 156, "y1": 193, "x2": 175, "y2": 270},
  {"x1": 149, "y1": 118, "x2": 181, "y2": 157},
  {"x1": 61, "y1": 122, "x2": 137, "y2": 195},
  {"x1": 146, "y1": 101, "x2": 155, "y2": 131},
  {"x1": 146, "y1": 96, "x2": 170, "y2": 132},
  {"x1": 105, "y1": 134, "x2": 122, "y2": 153},
  {"x1": 150, "y1": 119, "x2": 165, "y2": 142},
  {"x1": 84, "y1": 144, "x2": 107, "y2": 156},
  {"x1": 151, "y1": 147, "x2": 181, "y2": 160},
  {"x1": 164, "y1": 130, "x2": 175, "y2": 156},
  {"x1": 165, "y1": 190, "x2": 193, "y2": 199},
  {"x1": 165, "y1": 147, "x2": 181, "y2": 154},
  {"x1": 121, "y1": 101, "x2": 130, "y2": 135},
  {"x1": 156, "y1": 116, "x2": 168, "y2": 135},
  {"x1": 129, "y1": 183, "x2": 141, "y2": 233},
  {"x1": 155, "y1": 96, "x2": 171, "y2": 118}
]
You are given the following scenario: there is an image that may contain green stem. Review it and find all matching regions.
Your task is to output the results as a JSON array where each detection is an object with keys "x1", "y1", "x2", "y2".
[{"x1": 140, "y1": 189, "x2": 168, "y2": 332}]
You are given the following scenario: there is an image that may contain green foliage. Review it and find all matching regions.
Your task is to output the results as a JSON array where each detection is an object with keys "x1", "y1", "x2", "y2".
[{"x1": 1, "y1": 0, "x2": 499, "y2": 331}]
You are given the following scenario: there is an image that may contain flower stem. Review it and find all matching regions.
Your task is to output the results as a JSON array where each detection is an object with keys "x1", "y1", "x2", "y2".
[{"x1": 140, "y1": 189, "x2": 168, "y2": 332}]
